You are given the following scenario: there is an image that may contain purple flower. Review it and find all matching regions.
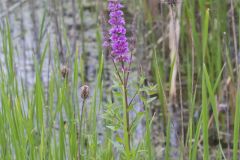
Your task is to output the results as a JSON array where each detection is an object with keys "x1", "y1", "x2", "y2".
[
  {"x1": 107, "y1": 0, "x2": 130, "y2": 62},
  {"x1": 110, "y1": 10, "x2": 123, "y2": 17},
  {"x1": 108, "y1": 0, "x2": 124, "y2": 11},
  {"x1": 109, "y1": 26, "x2": 126, "y2": 35}
]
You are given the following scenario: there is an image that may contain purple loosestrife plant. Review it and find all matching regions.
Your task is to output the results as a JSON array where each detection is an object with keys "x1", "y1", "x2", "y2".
[{"x1": 103, "y1": 0, "x2": 132, "y2": 158}]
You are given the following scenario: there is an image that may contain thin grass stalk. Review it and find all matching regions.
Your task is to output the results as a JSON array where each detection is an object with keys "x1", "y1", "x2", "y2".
[
  {"x1": 202, "y1": 72, "x2": 209, "y2": 160},
  {"x1": 77, "y1": 0, "x2": 86, "y2": 83},
  {"x1": 144, "y1": 102, "x2": 153, "y2": 160},
  {"x1": 78, "y1": 98, "x2": 86, "y2": 160},
  {"x1": 230, "y1": 0, "x2": 239, "y2": 85},
  {"x1": 153, "y1": 48, "x2": 168, "y2": 131},
  {"x1": 165, "y1": 116, "x2": 171, "y2": 160},
  {"x1": 202, "y1": 8, "x2": 210, "y2": 160},
  {"x1": 233, "y1": 91, "x2": 240, "y2": 160}
]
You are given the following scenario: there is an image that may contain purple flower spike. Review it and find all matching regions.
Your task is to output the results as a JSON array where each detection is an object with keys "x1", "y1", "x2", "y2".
[{"x1": 107, "y1": 0, "x2": 130, "y2": 62}]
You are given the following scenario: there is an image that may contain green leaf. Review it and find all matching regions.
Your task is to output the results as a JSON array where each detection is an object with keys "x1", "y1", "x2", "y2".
[
  {"x1": 130, "y1": 112, "x2": 144, "y2": 134},
  {"x1": 115, "y1": 134, "x2": 123, "y2": 144}
]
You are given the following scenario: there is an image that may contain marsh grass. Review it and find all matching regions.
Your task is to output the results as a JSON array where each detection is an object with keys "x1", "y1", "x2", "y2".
[{"x1": 0, "y1": 0, "x2": 239, "y2": 159}]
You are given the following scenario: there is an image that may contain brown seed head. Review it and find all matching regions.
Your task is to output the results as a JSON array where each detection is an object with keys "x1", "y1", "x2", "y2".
[
  {"x1": 61, "y1": 65, "x2": 70, "y2": 78},
  {"x1": 81, "y1": 85, "x2": 89, "y2": 99}
]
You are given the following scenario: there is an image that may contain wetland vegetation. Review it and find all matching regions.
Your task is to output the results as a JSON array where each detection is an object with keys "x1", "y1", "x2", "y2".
[{"x1": 0, "y1": 0, "x2": 240, "y2": 159}]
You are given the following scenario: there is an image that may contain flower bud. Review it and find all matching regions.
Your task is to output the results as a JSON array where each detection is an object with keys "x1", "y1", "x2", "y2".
[
  {"x1": 61, "y1": 65, "x2": 70, "y2": 78},
  {"x1": 81, "y1": 85, "x2": 89, "y2": 99}
]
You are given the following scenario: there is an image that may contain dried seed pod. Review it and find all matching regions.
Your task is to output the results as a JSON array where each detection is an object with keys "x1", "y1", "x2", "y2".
[
  {"x1": 61, "y1": 65, "x2": 70, "y2": 78},
  {"x1": 81, "y1": 85, "x2": 89, "y2": 99}
]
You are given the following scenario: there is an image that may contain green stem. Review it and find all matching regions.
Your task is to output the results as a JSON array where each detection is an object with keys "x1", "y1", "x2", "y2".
[
  {"x1": 78, "y1": 99, "x2": 85, "y2": 160},
  {"x1": 122, "y1": 83, "x2": 131, "y2": 158}
]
